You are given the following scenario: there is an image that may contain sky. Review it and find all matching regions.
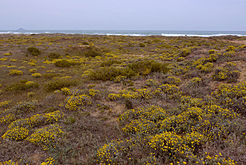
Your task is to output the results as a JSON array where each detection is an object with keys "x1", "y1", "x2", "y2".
[{"x1": 0, "y1": 0, "x2": 246, "y2": 31}]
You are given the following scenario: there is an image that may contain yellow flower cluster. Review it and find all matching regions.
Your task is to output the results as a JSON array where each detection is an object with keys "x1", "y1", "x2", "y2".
[
  {"x1": 25, "y1": 81, "x2": 38, "y2": 88},
  {"x1": 212, "y1": 62, "x2": 240, "y2": 82},
  {"x1": 97, "y1": 139, "x2": 134, "y2": 164},
  {"x1": 108, "y1": 93, "x2": 121, "y2": 101},
  {"x1": 157, "y1": 84, "x2": 181, "y2": 100},
  {"x1": 161, "y1": 105, "x2": 238, "y2": 139},
  {"x1": 199, "y1": 152, "x2": 237, "y2": 165},
  {"x1": 166, "y1": 76, "x2": 182, "y2": 85},
  {"x1": 0, "y1": 114, "x2": 16, "y2": 125},
  {"x1": 169, "y1": 63, "x2": 190, "y2": 76},
  {"x1": 88, "y1": 89, "x2": 100, "y2": 97},
  {"x1": 196, "y1": 62, "x2": 214, "y2": 73},
  {"x1": 97, "y1": 141, "x2": 121, "y2": 164},
  {"x1": 0, "y1": 160, "x2": 18, "y2": 165},
  {"x1": 26, "y1": 124, "x2": 64, "y2": 150},
  {"x1": 212, "y1": 81, "x2": 246, "y2": 114},
  {"x1": 8, "y1": 110, "x2": 63, "y2": 129},
  {"x1": 0, "y1": 101, "x2": 11, "y2": 108},
  {"x1": 179, "y1": 96, "x2": 203, "y2": 110},
  {"x1": 40, "y1": 157, "x2": 55, "y2": 165},
  {"x1": 65, "y1": 94, "x2": 92, "y2": 111},
  {"x1": 108, "y1": 84, "x2": 182, "y2": 102},
  {"x1": 8, "y1": 69, "x2": 23, "y2": 76},
  {"x1": 148, "y1": 131, "x2": 192, "y2": 160},
  {"x1": 2, "y1": 126, "x2": 29, "y2": 141},
  {"x1": 119, "y1": 105, "x2": 167, "y2": 124},
  {"x1": 31, "y1": 72, "x2": 42, "y2": 78},
  {"x1": 61, "y1": 87, "x2": 71, "y2": 96},
  {"x1": 122, "y1": 119, "x2": 157, "y2": 135}
]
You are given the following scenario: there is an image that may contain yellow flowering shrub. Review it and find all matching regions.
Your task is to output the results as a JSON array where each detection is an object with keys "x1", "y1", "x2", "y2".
[
  {"x1": 196, "y1": 62, "x2": 213, "y2": 73},
  {"x1": 212, "y1": 81, "x2": 246, "y2": 115},
  {"x1": 108, "y1": 93, "x2": 121, "y2": 101},
  {"x1": 179, "y1": 96, "x2": 204, "y2": 111},
  {"x1": 0, "y1": 101, "x2": 11, "y2": 108},
  {"x1": 88, "y1": 89, "x2": 100, "y2": 97},
  {"x1": 148, "y1": 132, "x2": 193, "y2": 161},
  {"x1": 122, "y1": 119, "x2": 158, "y2": 135},
  {"x1": 161, "y1": 105, "x2": 238, "y2": 140},
  {"x1": 31, "y1": 73, "x2": 42, "y2": 78},
  {"x1": 9, "y1": 69, "x2": 23, "y2": 76},
  {"x1": 213, "y1": 62, "x2": 240, "y2": 83},
  {"x1": 29, "y1": 68, "x2": 37, "y2": 73},
  {"x1": 3, "y1": 52, "x2": 12, "y2": 56},
  {"x1": 119, "y1": 105, "x2": 167, "y2": 124},
  {"x1": 0, "y1": 160, "x2": 18, "y2": 165},
  {"x1": 8, "y1": 110, "x2": 63, "y2": 129},
  {"x1": 65, "y1": 95, "x2": 92, "y2": 111},
  {"x1": 25, "y1": 81, "x2": 39, "y2": 88},
  {"x1": 0, "y1": 114, "x2": 16, "y2": 125},
  {"x1": 157, "y1": 84, "x2": 182, "y2": 100},
  {"x1": 169, "y1": 64, "x2": 190, "y2": 76},
  {"x1": 165, "y1": 76, "x2": 182, "y2": 85},
  {"x1": 2, "y1": 126, "x2": 29, "y2": 141},
  {"x1": 199, "y1": 152, "x2": 237, "y2": 165},
  {"x1": 26, "y1": 124, "x2": 64, "y2": 150},
  {"x1": 61, "y1": 87, "x2": 71, "y2": 96},
  {"x1": 40, "y1": 157, "x2": 55, "y2": 165},
  {"x1": 97, "y1": 139, "x2": 134, "y2": 164}
]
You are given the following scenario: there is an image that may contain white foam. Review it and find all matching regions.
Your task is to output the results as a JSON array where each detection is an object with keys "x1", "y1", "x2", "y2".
[
  {"x1": 0, "y1": 31, "x2": 245, "y2": 37},
  {"x1": 161, "y1": 33, "x2": 246, "y2": 37}
]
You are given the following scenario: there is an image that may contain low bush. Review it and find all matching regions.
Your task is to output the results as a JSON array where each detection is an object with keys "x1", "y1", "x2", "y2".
[
  {"x1": 9, "y1": 69, "x2": 23, "y2": 76},
  {"x1": 88, "y1": 67, "x2": 135, "y2": 81},
  {"x1": 43, "y1": 73, "x2": 60, "y2": 79},
  {"x1": 2, "y1": 126, "x2": 29, "y2": 141},
  {"x1": 54, "y1": 59, "x2": 72, "y2": 67},
  {"x1": 31, "y1": 73, "x2": 42, "y2": 78},
  {"x1": 83, "y1": 46, "x2": 103, "y2": 57},
  {"x1": 27, "y1": 47, "x2": 41, "y2": 56},
  {"x1": 26, "y1": 124, "x2": 64, "y2": 150},
  {"x1": 45, "y1": 79, "x2": 78, "y2": 91},
  {"x1": 6, "y1": 81, "x2": 39, "y2": 91},
  {"x1": 48, "y1": 52, "x2": 61, "y2": 59},
  {"x1": 127, "y1": 60, "x2": 169, "y2": 75},
  {"x1": 213, "y1": 62, "x2": 240, "y2": 82},
  {"x1": 100, "y1": 59, "x2": 121, "y2": 67},
  {"x1": 180, "y1": 48, "x2": 191, "y2": 57}
]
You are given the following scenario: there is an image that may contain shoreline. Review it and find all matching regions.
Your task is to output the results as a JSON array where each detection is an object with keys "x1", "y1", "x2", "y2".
[
  {"x1": 1, "y1": 30, "x2": 246, "y2": 37},
  {"x1": 0, "y1": 33, "x2": 246, "y2": 39}
]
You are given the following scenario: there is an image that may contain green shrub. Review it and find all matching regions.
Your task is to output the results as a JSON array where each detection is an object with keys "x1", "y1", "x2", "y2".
[
  {"x1": 48, "y1": 52, "x2": 61, "y2": 59},
  {"x1": 83, "y1": 46, "x2": 103, "y2": 57},
  {"x1": 6, "y1": 81, "x2": 39, "y2": 91},
  {"x1": 54, "y1": 59, "x2": 72, "y2": 67},
  {"x1": 139, "y1": 43, "x2": 146, "y2": 47},
  {"x1": 180, "y1": 48, "x2": 191, "y2": 57},
  {"x1": 89, "y1": 60, "x2": 169, "y2": 81},
  {"x1": 208, "y1": 49, "x2": 216, "y2": 54},
  {"x1": 45, "y1": 79, "x2": 78, "y2": 91},
  {"x1": 127, "y1": 60, "x2": 169, "y2": 75},
  {"x1": 212, "y1": 62, "x2": 240, "y2": 82},
  {"x1": 226, "y1": 46, "x2": 236, "y2": 52},
  {"x1": 100, "y1": 59, "x2": 121, "y2": 67},
  {"x1": 88, "y1": 67, "x2": 135, "y2": 81},
  {"x1": 43, "y1": 73, "x2": 60, "y2": 79},
  {"x1": 27, "y1": 47, "x2": 41, "y2": 56}
]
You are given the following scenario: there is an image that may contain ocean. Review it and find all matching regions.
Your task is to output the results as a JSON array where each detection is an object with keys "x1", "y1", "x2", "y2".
[{"x1": 0, "y1": 30, "x2": 246, "y2": 37}]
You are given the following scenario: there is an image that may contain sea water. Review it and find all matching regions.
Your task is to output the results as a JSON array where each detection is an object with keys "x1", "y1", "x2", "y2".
[{"x1": 0, "y1": 30, "x2": 246, "y2": 37}]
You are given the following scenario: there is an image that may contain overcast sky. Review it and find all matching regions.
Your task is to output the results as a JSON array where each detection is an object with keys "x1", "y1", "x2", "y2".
[{"x1": 1, "y1": 0, "x2": 246, "y2": 31}]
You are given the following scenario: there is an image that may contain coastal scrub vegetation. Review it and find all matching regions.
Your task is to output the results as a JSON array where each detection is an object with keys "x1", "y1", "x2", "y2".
[{"x1": 0, "y1": 34, "x2": 246, "y2": 164}]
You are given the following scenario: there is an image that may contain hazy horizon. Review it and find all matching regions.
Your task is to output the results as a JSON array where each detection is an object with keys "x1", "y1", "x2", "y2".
[{"x1": 1, "y1": 0, "x2": 246, "y2": 31}]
